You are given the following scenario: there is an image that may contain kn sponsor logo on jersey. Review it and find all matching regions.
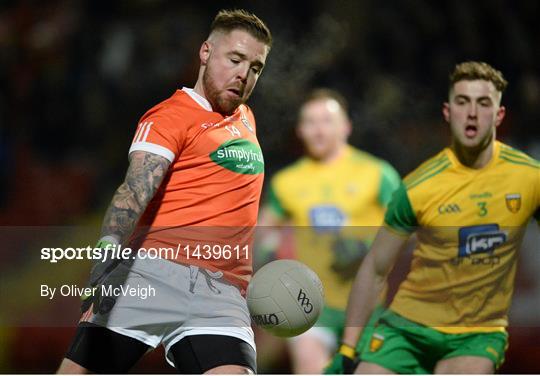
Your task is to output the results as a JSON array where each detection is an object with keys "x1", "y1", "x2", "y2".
[
  {"x1": 309, "y1": 205, "x2": 346, "y2": 233},
  {"x1": 451, "y1": 224, "x2": 507, "y2": 267}
]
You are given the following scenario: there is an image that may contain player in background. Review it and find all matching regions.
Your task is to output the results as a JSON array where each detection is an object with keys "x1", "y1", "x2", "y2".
[
  {"x1": 57, "y1": 9, "x2": 271, "y2": 374},
  {"x1": 332, "y1": 61, "x2": 540, "y2": 374},
  {"x1": 258, "y1": 89, "x2": 400, "y2": 373}
]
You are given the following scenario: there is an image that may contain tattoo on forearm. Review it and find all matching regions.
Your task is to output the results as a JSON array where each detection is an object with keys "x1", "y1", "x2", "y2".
[{"x1": 101, "y1": 151, "x2": 170, "y2": 243}]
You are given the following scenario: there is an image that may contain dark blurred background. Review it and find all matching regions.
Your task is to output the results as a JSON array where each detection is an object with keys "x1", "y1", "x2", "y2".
[{"x1": 0, "y1": 0, "x2": 539, "y2": 373}]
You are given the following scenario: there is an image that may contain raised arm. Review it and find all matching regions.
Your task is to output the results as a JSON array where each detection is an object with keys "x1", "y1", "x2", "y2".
[{"x1": 100, "y1": 151, "x2": 171, "y2": 244}]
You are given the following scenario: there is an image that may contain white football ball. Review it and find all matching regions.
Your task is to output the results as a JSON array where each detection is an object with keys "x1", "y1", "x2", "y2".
[{"x1": 247, "y1": 259, "x2": 324, "y2": 337}]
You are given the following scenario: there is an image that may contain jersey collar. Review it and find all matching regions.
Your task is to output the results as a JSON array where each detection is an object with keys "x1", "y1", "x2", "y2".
[
  {"x1": 305, "y1": 145, "x2": 352, "y2": 168},
  {"x1": 446, "y1": 141, "x2": 501, "y2": 172},
  {"x1": 182, "y1": 87, "x2": 213, "y2": 112}
]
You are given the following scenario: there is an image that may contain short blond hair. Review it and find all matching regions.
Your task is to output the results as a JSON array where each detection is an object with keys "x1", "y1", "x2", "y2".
[
  {"x1": 302, "y1": 88, "x2": 349, "y2": 115},
  {"x1": 210, "y1": 9, "x2": 272, "y2": 48},
  {"x1": 449, "y1": 61, "x2": 508, "y2": 92}
]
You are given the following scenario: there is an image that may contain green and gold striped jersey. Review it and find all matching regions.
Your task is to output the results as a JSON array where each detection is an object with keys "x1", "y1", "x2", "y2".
[
  {"x1": 268, "y1": 146, "x2": 400, "y2": 309},
  {"x1": 385, "y1": 141, "x2": 540, "y2": 333}
]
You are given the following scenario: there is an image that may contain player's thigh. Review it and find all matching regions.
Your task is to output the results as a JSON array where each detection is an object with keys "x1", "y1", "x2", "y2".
[
  {"x1": 163, "y1": 265, "x2": 257, "y2": 370},
  {"x1": 62, "y1": 322, "x2": 150, "y2": 373},
  {"x1": 288, "y1": 327, "x2": 335, "y2": 373},
  {"x1": 289, "y1": 305, "x2": 344, "y2": 373},
  {"x1": 434, "y1": 356, "x2": 494, "y2": 374},
  {"x1": 356, "y1": 361, "x2": 396, "y2": 374},
  {"x1": 169, "y1": 334, "x2": 257, "y2": 374},
  {"x1": 205, "y1": 365, "x2": 253, "y2": 374},
  {"x1": 436, "y1": 331, "x2": 507, "y2": 373},
  {"x1": 254, "y1": 327, "x2": 287, "y2": 372},
  {"x1": 57, "y1": 358, "x2": 89, "y2": 374}
]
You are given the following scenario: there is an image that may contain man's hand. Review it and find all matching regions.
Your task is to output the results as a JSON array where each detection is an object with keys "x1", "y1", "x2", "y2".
[
  {"x1": 80, "y1": 238, "x2": 123, "y2": 314},
  {"x1": 331, "y1": 236, "x2": 369, "y2": 281},
  {"x1": 324, "y1": 343, "x2": 359, "y2": 374}
]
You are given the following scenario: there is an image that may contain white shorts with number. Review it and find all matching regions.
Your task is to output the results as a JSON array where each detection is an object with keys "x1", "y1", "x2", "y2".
[{"x1": 83, "y1": 257, "x2": 255, "y2": 366}]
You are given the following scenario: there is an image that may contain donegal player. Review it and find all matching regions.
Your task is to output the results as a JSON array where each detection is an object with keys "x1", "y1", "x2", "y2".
[
  {"x1": 58, "y1": 9, "x2": 272, "y2": 374},
  {"x1": 259, "y1": 89, "x2": 400, "y2": 373},
  {"x1": 334, "y1": 61, "x2": 540, "y2": 374}
]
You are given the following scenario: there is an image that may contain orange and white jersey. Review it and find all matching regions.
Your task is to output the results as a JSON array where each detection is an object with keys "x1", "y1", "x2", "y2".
[{"x1": 128, "y1": 88, "x2": 264, "y2": 293}]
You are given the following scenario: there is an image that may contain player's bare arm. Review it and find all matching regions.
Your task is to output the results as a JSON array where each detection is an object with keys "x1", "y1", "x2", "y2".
[
  {"x1": 258, "y1": 205, "x2": 288, "y2": 227},
  {"x1": 100, "y1": 151, "x2": 171, "y2": 244},
  {"x1": 342, "y1": 227, "x2": 408, "y2": 348},
  {"x1": 254, "y1": 206, "x2": 289, "y2": 266}
]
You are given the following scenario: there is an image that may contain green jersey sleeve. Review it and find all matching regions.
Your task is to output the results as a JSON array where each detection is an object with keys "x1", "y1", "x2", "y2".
[
  {"x1": 384, "y1": 181, "x2": 418, "y2": 235},
  {"x1": 378, "y1": 161, "x2": 401, "y2": 207},
  {"x1": 266, "y1": 181, "x2": 288, "y2": 219}
]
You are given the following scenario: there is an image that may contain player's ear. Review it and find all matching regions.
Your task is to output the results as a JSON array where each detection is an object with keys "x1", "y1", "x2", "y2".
[
  {"x1": 442, "y1": 102, "x2": 450, "y2": 123},
  {"x1": 200, "y1": 41, "x2": 211, "y2": 65},
  {"x1": 495, "y1": 105, "x2": 506, "y2": 127},
  {"x1": 295, "y1": 122, "x2": 308, "y2": 143},
  {"x1": 295, "y1": 124, "x2": 302, "y2": 140},
  {"x1": 345, "y1": 119, "x2": 352, "y2": 137}
]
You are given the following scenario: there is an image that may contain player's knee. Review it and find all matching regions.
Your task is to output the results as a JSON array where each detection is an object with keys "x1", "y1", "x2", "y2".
[
  {"x1": 355, "y1": 361, "x2": 396, "y2": 374},
  {"x1": 434, "y1": 356, "x2": 494, "y2": 374},
  {"x1": 289, "y1": 335, "x2": 331, "y2": 373},
  {"x1": 56, "y1": 358, "x2": 89, "y2": 374},
  {"x1": 204, "y1": 364, "x2": 254, "y2": 374}
]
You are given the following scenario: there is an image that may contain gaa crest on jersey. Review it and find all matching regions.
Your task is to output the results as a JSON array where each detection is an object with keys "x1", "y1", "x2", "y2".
[{"x1": 505, "y1": 193, "x2": 521, "y2": 213}]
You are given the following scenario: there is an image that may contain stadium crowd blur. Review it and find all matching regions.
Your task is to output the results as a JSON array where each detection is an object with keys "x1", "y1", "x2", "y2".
[{"x1": 0, "y1": 0, "x2": 539, "y2": 373}]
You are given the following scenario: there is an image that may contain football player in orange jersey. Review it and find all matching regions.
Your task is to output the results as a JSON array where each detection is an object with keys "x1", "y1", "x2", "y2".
[{"x1": 57, "y1": 9, "x2": 271, "y2": 374}]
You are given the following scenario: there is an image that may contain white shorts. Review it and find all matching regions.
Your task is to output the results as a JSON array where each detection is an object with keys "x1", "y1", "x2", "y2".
[{"x1": 85, "y1": 257, "x2": 255, "y2": 366}]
